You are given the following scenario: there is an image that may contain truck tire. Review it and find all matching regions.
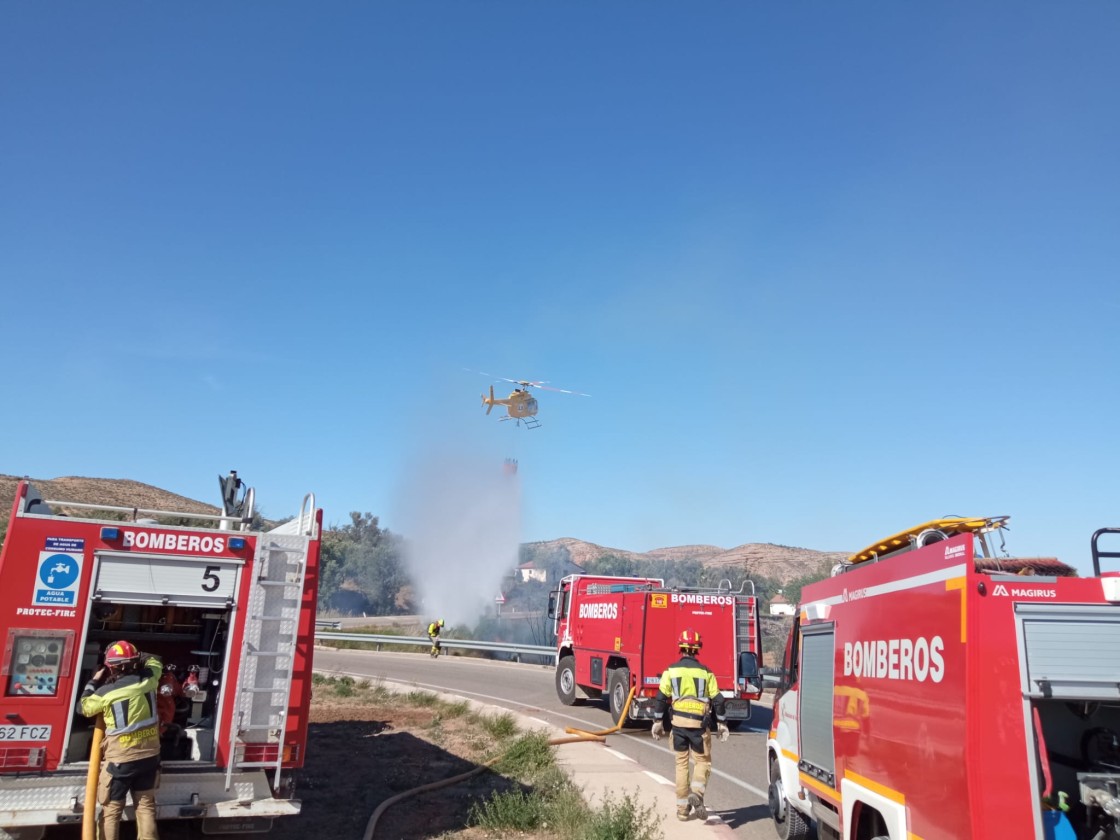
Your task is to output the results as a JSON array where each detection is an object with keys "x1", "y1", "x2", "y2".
[
  {"x1": 556, "y1": 656, "x2": 580, "y2": 706},
  {"x1": 607, "y1": 667, "x2": 633, "y2": 727},
  {"x1": 769, "y1": 754, "x2": 812, "y2": 840}
]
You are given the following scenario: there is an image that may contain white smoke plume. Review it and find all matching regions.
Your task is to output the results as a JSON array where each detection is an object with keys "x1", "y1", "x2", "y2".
[{"x1": 396, "y1": 452, "x2": 521, "y2": 628}]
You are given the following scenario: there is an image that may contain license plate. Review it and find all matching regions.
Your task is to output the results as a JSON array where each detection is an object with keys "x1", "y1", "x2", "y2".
[
  {"x1": 724, "y1": 699, "x2": 751, "y2": 718},
  {"x1": 0, "y1": 724, "x2": 52, "y2": 741}
]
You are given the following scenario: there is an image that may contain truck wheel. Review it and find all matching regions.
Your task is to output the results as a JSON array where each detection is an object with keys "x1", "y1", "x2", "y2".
[
  {"x1": 556, "y1": 656, "x2": 580, "y2": 706},
  {"x1": 769, "y1": 755, "x2": 812, "y2": 840},
  {"x1": 607, "y1": 667, "x2": 634, "y2": 727}
]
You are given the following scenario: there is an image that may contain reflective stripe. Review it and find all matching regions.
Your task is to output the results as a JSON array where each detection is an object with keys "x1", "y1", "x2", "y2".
[
  {"x1": 671, "y1": 680, "x2": 711, "y2": 717},
  {"x1": 108, "y1": 698, "x2": 129, "y2": 734},
  {"x1": 661, "y1": 660, "x2": 721, "y2": 730},
  {"x1": 106, "y1": 691, "x2": 158, "y2": 736}
]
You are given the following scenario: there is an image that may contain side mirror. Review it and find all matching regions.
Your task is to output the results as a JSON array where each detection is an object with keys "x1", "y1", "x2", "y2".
[
  {"x1": 738, "y1": 651, "x2": 762, "y2": 694},
  {"x1": 546, "y1": 591, "x2": 559, "y2": 620},
  {"x1": 738, "y1": 651, "x2": 760, "y2": 679}
]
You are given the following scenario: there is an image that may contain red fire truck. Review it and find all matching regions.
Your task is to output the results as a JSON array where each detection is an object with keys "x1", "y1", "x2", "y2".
[
  {"x1": 766, "y1": 516, "x2": 1120, "y2": 840},
  {"x1": 0, "y1": 473, "x2": 322, "y2": 838},
  {"x1": 547, "y1": 574, "x2": 763, "y2": 726}
]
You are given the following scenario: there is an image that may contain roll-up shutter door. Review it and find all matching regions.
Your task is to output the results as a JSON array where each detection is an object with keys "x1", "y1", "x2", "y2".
[
  {"x1": 1019, "y1": 604, "x2": 1120, "y2": 701},
  {"x1": 799, "y1": 626, "x2": 836, "y2": 777},
  {"x1": 94, "y1": 552, "x2": 243, "y2": 607}
]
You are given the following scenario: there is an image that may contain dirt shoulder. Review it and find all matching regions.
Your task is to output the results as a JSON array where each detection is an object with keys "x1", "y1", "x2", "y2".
[{"x1": 270, "y1": 689, "x2": 551, "y2": 840}]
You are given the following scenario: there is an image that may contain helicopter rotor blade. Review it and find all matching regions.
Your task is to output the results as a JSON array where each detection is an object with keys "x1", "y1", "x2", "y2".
[
  {"x1": 468, "y1": 368, "x2": 590, "y2": 396},
  {"x1": 534, "y1": 383, "x2": 591, "y2": 396},
  {"x1": 470, "y1": 369, "x2": 523, "y2": 386}
]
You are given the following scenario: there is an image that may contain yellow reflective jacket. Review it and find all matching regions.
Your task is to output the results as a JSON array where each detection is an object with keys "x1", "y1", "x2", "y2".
[
  {"x1": 81, "y1": 655, "x2": 162, "y2": 762},
  {"x1": 653, "y1": 654, "x2": 727, "y2": 730}
]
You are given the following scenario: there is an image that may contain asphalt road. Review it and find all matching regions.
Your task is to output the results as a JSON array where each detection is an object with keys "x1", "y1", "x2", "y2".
[{"x1": 313, "y1": 647, "x2": 778, "y2": 839}]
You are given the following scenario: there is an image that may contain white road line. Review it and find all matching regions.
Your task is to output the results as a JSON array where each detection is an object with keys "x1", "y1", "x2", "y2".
[
  {"x1": 605, "y1": 748, "x2": 634, "y2": 762},
  {"x1": 644, "y1": 771, "x2": 673, "y2": 786},
  {"x1": 639, "y1": 739, "x2": 770, "y2": 801}
]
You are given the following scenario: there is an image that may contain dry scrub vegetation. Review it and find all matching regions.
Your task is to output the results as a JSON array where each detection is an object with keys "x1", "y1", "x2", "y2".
[{"x1": 282, "y1": 674, "x2": 663, "y2": 840}]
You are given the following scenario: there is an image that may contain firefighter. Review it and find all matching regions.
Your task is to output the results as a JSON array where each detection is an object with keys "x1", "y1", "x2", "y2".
[
  {"x1": 80, "y1": 640, "x2": 163, "y2": 840},
  {"x1": 427, "y1": 618, "x2": 445, "y2": 658},
  {"x1": 650, "y1": 628, "x2": 730, "y2": 822}
]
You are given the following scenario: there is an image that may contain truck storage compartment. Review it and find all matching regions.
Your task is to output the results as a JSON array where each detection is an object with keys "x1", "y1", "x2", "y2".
[
  {"x1": 65, "y1": 600, "x2": 231, "y2": 766},
  {"x1": 1021, "y1": 604, "x2": 1120, "y2": 840},
  {"x1": 1030, "y1": 699, "x2": 1120, "y2": 840}
]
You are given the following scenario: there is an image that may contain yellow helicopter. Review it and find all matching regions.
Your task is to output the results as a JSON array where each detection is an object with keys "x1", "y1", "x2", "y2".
[{"x1": 477, "y1": 373, "x2": 589, "y2": 429}]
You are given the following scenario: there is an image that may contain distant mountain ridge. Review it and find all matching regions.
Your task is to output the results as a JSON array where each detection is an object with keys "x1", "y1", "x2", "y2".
[
  {"x1": 1, "y1": 476, "x2": 849, "y2": 582},
  {"x1": 523, "y1": 536, "x2": 849, "y2": 585}
]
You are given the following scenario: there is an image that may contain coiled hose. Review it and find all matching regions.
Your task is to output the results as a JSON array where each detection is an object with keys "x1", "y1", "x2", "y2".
[{"x1": 361, "y1": 687, "x2": 638, "y2": 840}]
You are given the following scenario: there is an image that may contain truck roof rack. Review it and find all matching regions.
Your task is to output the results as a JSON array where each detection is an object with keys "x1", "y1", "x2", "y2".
[
  {"x1": 661, "y1": 580, "x2": 756, "y2": 596},
  {"x1": 974, "y1": 556, "x2": 1078, "y2": 577},
  {"x1": 846, "y1": 516, "x2": 1010, "y2": 566},
  {"x1": 19, "y1": 479, "x2": 257, "y2": 531}
]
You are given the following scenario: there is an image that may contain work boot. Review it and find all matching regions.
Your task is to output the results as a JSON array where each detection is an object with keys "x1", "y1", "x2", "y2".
[
  {"x1": 688, "y1": 792, "x2": 707, "y2": 822},
  {"x1": 676, "y1": 805, "x2": 691, "y2": 821}
]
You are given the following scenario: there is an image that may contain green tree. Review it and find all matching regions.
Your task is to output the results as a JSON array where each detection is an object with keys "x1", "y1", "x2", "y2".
[
  {"x1": 318, "y1": 531, "x2": 349, "y2": 610},
  {"x1": 776, "y1": 561, "x2": 833, "y2": 605},
  {"x1": 584, "y1": 553, "x2": 637, "y2": 577},
  {"x1": 318, "y1": 512, "x2": 413, "y2": 615}
]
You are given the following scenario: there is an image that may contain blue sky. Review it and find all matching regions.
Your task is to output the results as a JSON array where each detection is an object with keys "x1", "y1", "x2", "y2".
[{"x1": 2, "y1": 2, "x2": 1118, "y2": 575}]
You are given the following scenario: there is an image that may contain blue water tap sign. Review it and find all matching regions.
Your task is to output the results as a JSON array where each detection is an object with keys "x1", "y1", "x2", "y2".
[{"x1": 32, "y1": 550, "x2": 83, "y2": 607}]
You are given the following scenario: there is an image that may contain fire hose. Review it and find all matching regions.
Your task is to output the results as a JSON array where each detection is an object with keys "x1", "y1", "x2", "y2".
[
  {"x1": 564, "y1": 685, "x2": 638, "y2": 739},
  {"x1": 82, "y1": 717, "x2": 105, "y2": 840},
  {"x1": 360, "y1": 687, "x2": 638, "y2": 840}
]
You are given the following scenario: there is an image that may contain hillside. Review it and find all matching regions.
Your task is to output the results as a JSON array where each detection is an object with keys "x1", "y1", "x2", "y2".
[
  {"x1": 0, "y1": 474, "x2": 220, "y2": 518},
  {"x1": 522, "y1": 536, "x2": 847, "y2": 585}
]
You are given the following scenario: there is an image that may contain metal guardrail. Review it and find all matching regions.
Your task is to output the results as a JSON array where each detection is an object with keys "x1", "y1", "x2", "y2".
[
  {"x1": 315, "y1": 631, "x2": 555, "y2": 661},
  {"x1": 314, "y1": 619, "x2": 342, "y2": 630}
]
